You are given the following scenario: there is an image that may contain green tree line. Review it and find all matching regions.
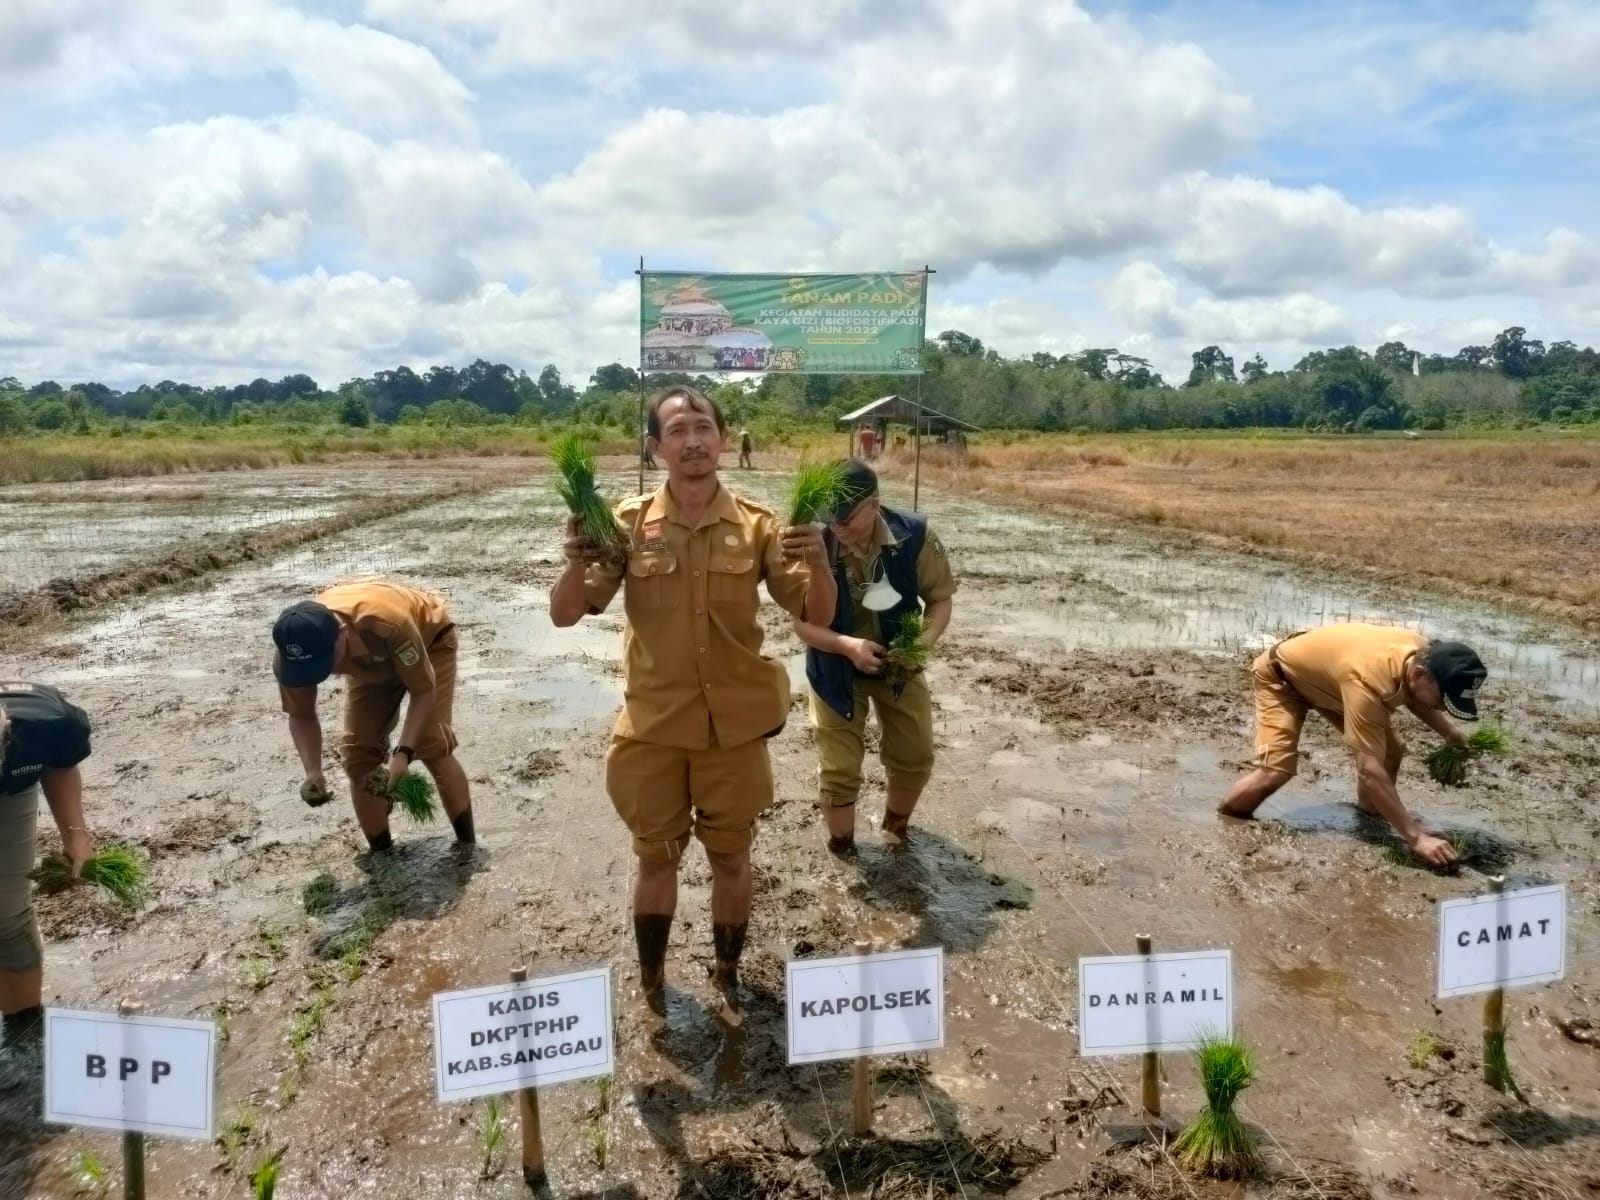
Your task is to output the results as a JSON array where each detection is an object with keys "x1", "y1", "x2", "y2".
[{"x1": 2, "y1": 325, "x2": 1596, "y2": 438}]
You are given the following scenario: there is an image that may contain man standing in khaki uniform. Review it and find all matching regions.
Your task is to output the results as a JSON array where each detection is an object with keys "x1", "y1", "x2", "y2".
[
  {"x1": 1219, "y1": 623, "x2": 1490, "y2": 866},
  {"x1": 550, "y1": 386, "x2": 835, "y2": 1017},
  {"x1": 792, "y1": 460, "x2": 956, "y2": 851},
  {"x1": 273, "y1": 580, "x2": 475, "y2": 853}
]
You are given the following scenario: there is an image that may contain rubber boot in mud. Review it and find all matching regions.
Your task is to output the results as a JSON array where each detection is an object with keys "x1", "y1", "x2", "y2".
[
  {"x1": 882, "y1": 808, "x2": 912, "y2": 846},
  {"x1": 634, "y1": 913, "x2": 671, "y2": 1018},
  {"x1": 712, "y1": 959, "x2": 742, "y2": 1027}
]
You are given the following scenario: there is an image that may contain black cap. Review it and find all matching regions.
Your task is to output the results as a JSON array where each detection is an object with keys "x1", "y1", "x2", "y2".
[
  {"x1": 832, "y1": 458, "x2": 879, "y2": 521},
  {"x1": 1425, "y1": 640, "x2": 1487, "y2": 720},
  {"x1": 272, "y1": 601, "x2": 340, "y2": 688}
]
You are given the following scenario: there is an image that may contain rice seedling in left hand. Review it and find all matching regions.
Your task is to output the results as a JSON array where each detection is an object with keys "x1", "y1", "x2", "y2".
[
  {"x1": 883, "y1": 611, "x2": 932, "y2": 697},
  {"x1": 1468, "y1": 724, "x2": 1510, "y2": 755},
  {"x1": 364, "y1": 768, "x2": 438, "y2": 823},
  {"x1": 787, "y1": 460, "x2": 851, "y2": 527},
  {"x1": 1171, "y1": 1034, "x2": 1262, "y2": 1179},
  {"x1": 550, "y1": 432, "x2": 629, "y2": 568},
  {"x1": 1426, "y1": 744, "x2": 1468, "y2": 786},
  {"x1": 35, "y1": 845, "x2": 150, "y2": 908}
]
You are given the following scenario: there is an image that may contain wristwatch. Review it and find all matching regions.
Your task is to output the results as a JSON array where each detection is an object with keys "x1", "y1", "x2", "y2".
[{"x1": 396, "y1": 745, "x2": 416, "y2": 764}]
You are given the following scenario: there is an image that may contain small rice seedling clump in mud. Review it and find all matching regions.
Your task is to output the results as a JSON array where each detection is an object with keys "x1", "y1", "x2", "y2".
[
  {"x1": 249, "y1": 1147, "x2": 284, "y2": 1200},
  {"x1": 1172, "y1": 1034, "x2": 1262, "y2": 1179},
  {"x1": 550, "y1": 432, "x2": 628, "y2": 565},
  {"x1": 69, "y1": 1149, "x2": 109, "y2": 1194},
  {"x1": 1469, "y1": 725, "x2": 1511, "y2": 755},
  {"x1": 883, "y1": 612, "x2": 932, "y2": 695},
  {"x1": 1484, "y1": 1018, "x2": 1524, "y2": 1100},
  {"x1": 36, "y1": 845, "x2": 149, "y2": 907},
  {"x1": 1408, "y1": 1030, "x2": 1446, "y2": 1070},
  {"x1": 478, "y1": 1095, "x2": 506, "y2": 1179},
  {"x1": 1426, "y1": 744, "x2": 1469, "y2": 786},
  {"x1": 787, "y1": 459, "x2": 850, "y2": 526}
]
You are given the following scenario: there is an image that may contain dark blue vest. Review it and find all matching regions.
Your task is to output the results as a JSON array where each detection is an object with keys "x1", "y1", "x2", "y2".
[{"x1": 805, "y1": 507, "x2": 926, "y2": 721}]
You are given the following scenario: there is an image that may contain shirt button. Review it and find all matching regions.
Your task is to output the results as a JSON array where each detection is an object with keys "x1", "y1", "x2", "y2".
[
  {"x1": 648, "y1": 565, "x2": 657, "y2": 574},
  {"x1": 693, "y1": 570, "x2": 701, "y2": 577},
  {"x1": 704, "y1": 683, "x2": 712, "y2": 690},
  {"x1": 698, "y1": 647, "x2": 706, "y2": 653},
  {"x1": 695, "y1": 607, "x2": 703, "y2": 614}
]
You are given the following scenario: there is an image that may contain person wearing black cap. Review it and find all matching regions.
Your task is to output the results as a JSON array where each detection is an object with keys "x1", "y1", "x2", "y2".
[
  {"x1": 792, "y1": 459, "x2": 958, "y2": 851},
  {"x1": 272, "y1": 581, "x2": 473, "y2": 853},
  {"x1": 1219, "y1": 623, "x2": 1490, "y2": 866},
  {"x1": 1, "y1": 682, "x2": 95, "y2": 1054}
]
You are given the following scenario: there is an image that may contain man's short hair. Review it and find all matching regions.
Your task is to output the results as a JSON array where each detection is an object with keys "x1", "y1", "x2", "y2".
[{"x1": 646, "y1": 386, "x2": 726, "y2": 440}]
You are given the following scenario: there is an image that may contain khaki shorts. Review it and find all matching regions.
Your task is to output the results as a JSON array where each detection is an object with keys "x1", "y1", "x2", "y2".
[
  {"x1": 339, "y1": 630, "x2": 459, "y2": 776},
  {"x1": 809, "y1": 673, "x2": 935, "y2": 808},
  {"x1": 1, "y1": 783, "x2": 44, "y2": 973},
  {"x1": 1250, "y1": 652, "x2": 1404, "y2": 776},
  {"x1": 604, "y1": 735, "x2": 774, "y2": 862}
]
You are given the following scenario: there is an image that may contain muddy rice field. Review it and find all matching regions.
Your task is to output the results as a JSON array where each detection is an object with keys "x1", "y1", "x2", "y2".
[{"x1": 2, "y1": 456, "x2": 1597, "y2": 1199}]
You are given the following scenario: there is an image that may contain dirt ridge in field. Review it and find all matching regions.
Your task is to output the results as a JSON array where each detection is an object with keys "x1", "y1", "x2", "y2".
[{"x1": 0, "y1": 478, "x2": 505, "y2": 643}]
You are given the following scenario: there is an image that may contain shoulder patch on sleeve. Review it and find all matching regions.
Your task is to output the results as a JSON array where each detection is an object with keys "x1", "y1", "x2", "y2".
[{"x1": 396, "y1": 641, "x2": 423, "y2": 668}]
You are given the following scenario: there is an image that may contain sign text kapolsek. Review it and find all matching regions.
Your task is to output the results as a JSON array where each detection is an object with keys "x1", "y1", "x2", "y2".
[
  {"x1": 786, "y1": 947, "x2": 944, "y2": 1064},
  {"x1": 432, "y1": 967, "x2": 613, "y2": 1102}
]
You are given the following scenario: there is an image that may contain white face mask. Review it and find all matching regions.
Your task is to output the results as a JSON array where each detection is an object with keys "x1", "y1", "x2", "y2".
[{"x1": 860, "y1": 565, "x2": 901, "y2": 612}]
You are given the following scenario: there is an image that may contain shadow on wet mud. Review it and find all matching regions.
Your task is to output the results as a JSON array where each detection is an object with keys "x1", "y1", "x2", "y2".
[
  {"x1": 0, "y1": 1054, "x2": 47, "y2": 1200},
  {"x1": 301, "y1": 839, "x2": 488, "y2": 960},
  {"x1": 1345, "y1": 812, "x2": 1523, "y2": 875}
]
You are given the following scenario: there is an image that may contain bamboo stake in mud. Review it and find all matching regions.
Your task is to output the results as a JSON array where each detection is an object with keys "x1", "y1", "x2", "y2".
[
  {"x1": 1136, "y1": 935, "x2": 1160, "y2": 1119},
  {"x1": 852, "y1": 939, "x2": 873, "y2": 1135},
  {"x1": 1483, "y1": 876, "x2": 1508, "y2": 1091},
  {"x1": 509, "y1": 967, "x2": 547, "y2": 1188},
  {"x1": 118, "y1": 999, "x2": 145, "y2": 1200}
]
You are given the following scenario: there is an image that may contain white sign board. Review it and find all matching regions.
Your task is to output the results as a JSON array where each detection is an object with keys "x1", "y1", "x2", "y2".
[
  {"x1": 1437, "y1": 884, "x2": 1566, "y2": 999},
  {"x1": 787, "y1": 947, "x2": 944, "y2": 1065},
  {"x1": 432, "y1": 967, "x2": 613, "y2": 1103},
  {"x1": 44, "y1": 1008, "x2": 216, "y2": 1139},
  {"x1": 1078, "y1": 951, "x2": 1232, "y2": 1057}
]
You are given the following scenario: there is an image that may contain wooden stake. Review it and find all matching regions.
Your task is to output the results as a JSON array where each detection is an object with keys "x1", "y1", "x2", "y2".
[
  {"x1": 1136, "y1": 935, "x2": 1160, "y2": 1120},
  {"x1": 509, "y1": 967, "x2": 547, "y2": 1189},
  {"x1": 852, "y1": 940, "x2": 873, "y2": 1136},
  {"x1": 1482, "y1": 876, "x2": 1508, "y2": 1091},
  {"x1": 118, "y1": 1000, "x2": 145, "y2": 1200}
]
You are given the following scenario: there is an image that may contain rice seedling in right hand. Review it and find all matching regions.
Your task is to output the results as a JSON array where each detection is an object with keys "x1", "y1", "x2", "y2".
[
  {"x1": 1171, "y1": 1034, "x2": 1262, "y2": 1179},
  {"x1": 35, "y1": 845, "x2": 150, "y2": 908},
  {"x1": 1426, "y1": 744, "x2": 1468, "y2": 786},
  {"x1": 883, "y1": 611, "x2": 932, "y2": 697},
  {"x1": 1468, "y1": 724, "x2": 1510, "y2": 755},
  {"x1": 363, "y1": 768, "x2": 438, "y2": 823},
  {"x1": 550, "y1": 432, "x2": 629, "y2": 567},
  {"x1": 787, "y1": 460, "x2": 851, "y2": 527}
]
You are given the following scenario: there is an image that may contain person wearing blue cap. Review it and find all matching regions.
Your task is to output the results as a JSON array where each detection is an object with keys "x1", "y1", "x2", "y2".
[
  {"x1": 272, "y1": 581, "x2": 473, "y2": 853},
  {"x1": 1219, "y1": 623, "x2": 1490, "y2": 866}
]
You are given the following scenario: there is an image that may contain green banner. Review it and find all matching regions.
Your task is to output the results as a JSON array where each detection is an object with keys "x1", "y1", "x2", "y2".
[{"x1": 639, "y1": 271, "x2": 927, "y2": 375}]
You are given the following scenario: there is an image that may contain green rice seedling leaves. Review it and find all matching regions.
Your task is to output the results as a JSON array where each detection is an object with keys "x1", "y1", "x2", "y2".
[
  {"x1": 36, "y1": 845, "x2": 149, "y2": 907},
  {"x1": 883, "y1": 611, "x2": 932, "y2": 697},
  {"x1": 1468, "y1": 725, "x2": 1510, "y2": 755},
  {"x1": 1484, "y1": 1018, "x2": 1526, "y2": 1101},
  {"x1": 787, "y1": 459, "x2": 850, "y2": 526},
  {"x1": 1407, "y1": 1030, "x2": 1445, "y2": 1070},
  {"x1": 1426, "y1": 743, "x2": 1468, "y2": 786},
  {"x1": 478, "y1": 1095, "x2": 506, "y2": 1179},
  {"x1": 549, "y1": 432, "x2": 628, "y2": 564},
  {"x1": 69, "y1": 1149, "x2": 109, "y2": 1196},
  {"x1": 364, "y1": 768, "x2": 438, "y2": 822},
  {"x1": 249, "y1": 1147, "x2": 285, "y2": 1200},
  {"x1": 1172, "y1": 1034, "x2": 1262, "y2": 1179}
]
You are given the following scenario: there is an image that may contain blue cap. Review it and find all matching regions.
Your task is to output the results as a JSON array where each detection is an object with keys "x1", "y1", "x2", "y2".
[{"x1": 272, "y1": 601, "x2": 339, "y2": 688}]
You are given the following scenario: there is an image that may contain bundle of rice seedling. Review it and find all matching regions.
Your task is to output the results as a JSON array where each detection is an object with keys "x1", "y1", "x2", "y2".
[
  {"x1": 1468, "y1": 725, "x2": 1510, "y2": 755},
  {"x1": 36, "y1": 845, "x2": 150, "y2": 907},
  {"x1": 549, "y1": 432, "x2": 628, "y2": 566},
  {"x1": 1172, "y1": 1034, "x2": 1261, "y2": 1179},
  {"x1": 1483, "y1": 1018, "x2": 1525, "y2": 1100},
  {"x1": 883, "y1": 612, "x2": 932, "y2": 696},
  {"x1": 1426, "y1": 744, "x2": 1468, "y2": 786},
  {"x1": 364, "y1": 768, "x2": 438, "y2": 823},
  {"x1": 787, "y1": 460, "x2": 851, "y2": 526}
]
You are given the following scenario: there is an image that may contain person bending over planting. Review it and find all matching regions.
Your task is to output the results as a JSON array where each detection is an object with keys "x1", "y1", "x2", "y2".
[
  {"x1": 272, "y1": 581, "x2": 474, "y2": 853},
  {"x1": 791, "y1": 460, "x2": 957, "y2": 852},
  {"x1": 1219, "y1": 623, "x2": 1489, "y2": 867},
  {"x1": 1, "y1": 682, "x2": 95, "y2": 1055},
  {"x1": 549, "y1": 386, "x2": 836, "y2": 1018}
]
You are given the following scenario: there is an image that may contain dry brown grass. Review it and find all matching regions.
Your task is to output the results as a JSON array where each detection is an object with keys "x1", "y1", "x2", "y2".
[{"x1": 896, "y1": 434, "x2": 1600, "y2": 628}]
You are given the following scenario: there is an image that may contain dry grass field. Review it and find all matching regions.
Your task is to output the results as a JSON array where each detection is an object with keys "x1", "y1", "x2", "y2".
[{"x1": 900, "y1": 434, "x2": 1600, "y2": 628}]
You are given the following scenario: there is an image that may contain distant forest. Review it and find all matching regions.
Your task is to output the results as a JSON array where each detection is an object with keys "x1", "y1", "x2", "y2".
[{"x1": 2, "y1": 325, "x2": 1596, "y2": 436}]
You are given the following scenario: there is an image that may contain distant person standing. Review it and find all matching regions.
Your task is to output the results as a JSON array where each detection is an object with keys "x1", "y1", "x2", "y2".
[
  {"x1": 549, "y1": 386, "x2": 836, "y2": 1018},
  {"x1": 273, "y1": 581, "x2": 476, "y2": 853},
  {"x1": 1219, "y1": 623, "x2": 1489, "y2": 867},
  {"x1": 738, "y1": 428, "x2": 754, "y2": 469},
  {"x1": 792, "y1": 460, "x2": 957, "y2": 850},
  {"x1": 858, "y1": 427, "x2": 877, "y2": 460},
  {"x1": 1, "y1": 682, "x2": 95, "y2": 1054}
]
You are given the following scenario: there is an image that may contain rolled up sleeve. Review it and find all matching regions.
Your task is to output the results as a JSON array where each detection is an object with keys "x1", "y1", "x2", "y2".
[{"x1": 760, "y1": 516, "x2": 811, "y2": 618}]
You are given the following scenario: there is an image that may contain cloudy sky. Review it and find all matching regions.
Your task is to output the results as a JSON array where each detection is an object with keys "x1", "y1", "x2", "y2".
[{"x1": 2, "y1": 0, "x2": 1597, "y2": 389}]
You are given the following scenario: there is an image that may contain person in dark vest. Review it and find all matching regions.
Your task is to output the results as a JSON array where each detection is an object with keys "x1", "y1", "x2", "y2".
[
  {"x1": 792, "y1": 460, "x2": 957, "y2": 851},
  {"x1": 1, "y1": 682, "x2": 96, "y2": 1054}
]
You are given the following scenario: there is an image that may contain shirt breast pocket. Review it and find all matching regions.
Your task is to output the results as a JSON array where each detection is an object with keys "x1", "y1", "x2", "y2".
[
  {"x1": 627, "y1": 551, "x2": 681, "y2": 610},
  {"x1": 709, "y1": 555, "x2": 758, "y2": 608}
]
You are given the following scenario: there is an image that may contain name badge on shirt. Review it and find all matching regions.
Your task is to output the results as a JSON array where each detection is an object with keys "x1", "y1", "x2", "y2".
[{"x1": 640, "y1": 519, "x2": 666, "y2": 551}]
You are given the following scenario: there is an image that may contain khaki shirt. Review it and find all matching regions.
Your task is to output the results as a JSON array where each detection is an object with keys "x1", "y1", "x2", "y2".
[
  {"x1": 1274, "y1": 623, "x2": 1426, "y2": 760},
  {"x1": 583, "y1": 483, "x2": 812, "y2": 750},
  {"x1": 279, "y1": 581, "x2": 453, "y2": 716},
  {"x1": 842, "y1": 516, "x2": 958, "y2": 644}
]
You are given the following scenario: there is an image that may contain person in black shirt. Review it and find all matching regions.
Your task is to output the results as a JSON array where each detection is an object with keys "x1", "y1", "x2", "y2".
[{"x1": 1, "y1": 682, "x2": 95, "y2": 1050}]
